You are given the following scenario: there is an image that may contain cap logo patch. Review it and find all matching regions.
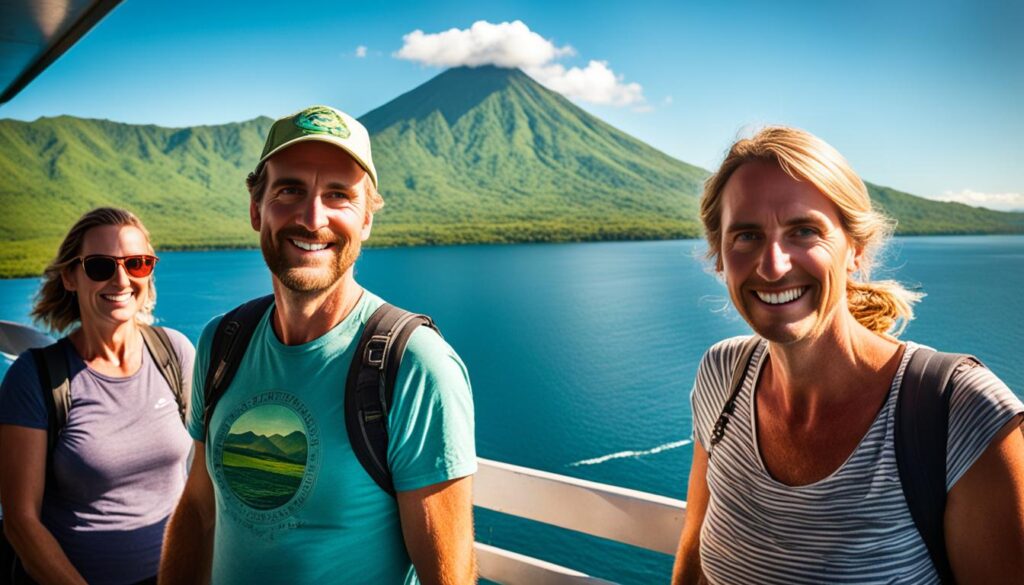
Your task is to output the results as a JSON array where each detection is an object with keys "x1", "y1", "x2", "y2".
[{"x1": 293, "y1": 106, "x2": 351, "y2": 139}]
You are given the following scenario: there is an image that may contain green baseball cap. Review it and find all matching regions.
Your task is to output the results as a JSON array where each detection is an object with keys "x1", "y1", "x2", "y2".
[{"x1": 256, "y1": 105, "x2": 378, "y2": 188}]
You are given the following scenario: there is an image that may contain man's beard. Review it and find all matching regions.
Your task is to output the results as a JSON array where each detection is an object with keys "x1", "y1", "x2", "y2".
[{"x1": 261, "y1": 226, "x2": 361, "y2": 293}]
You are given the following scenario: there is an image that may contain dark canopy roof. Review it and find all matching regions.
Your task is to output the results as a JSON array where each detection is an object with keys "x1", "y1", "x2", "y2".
[{"x1": 0, "y1": 0, "x2": 121, "y2": 104}]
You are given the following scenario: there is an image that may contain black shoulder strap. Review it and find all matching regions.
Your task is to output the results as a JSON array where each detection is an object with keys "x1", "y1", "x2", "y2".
[
  {"x1": 203, "y1": 295, "x2": 275, "y2": 436},
  {"x1": 344, "y1": 303, "x2": 440, "y2": 497},
  {"x1": 140, "y1": 325, "x2": 187, "y2": 426},
  {"x1": 895, "y1": 347, "x2": 980, "y2": 585},
  {"x1": 708, "y1": 336, "x2": 761, "y2": 458},
  {"x1": 31, "y1": 341, "x2": 71, "y2": 459}
]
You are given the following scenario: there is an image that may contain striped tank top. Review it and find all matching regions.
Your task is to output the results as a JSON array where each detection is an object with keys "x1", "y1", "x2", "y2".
[{"x1": 690, "y1": 336, "x2": 1023, "y2": 584}]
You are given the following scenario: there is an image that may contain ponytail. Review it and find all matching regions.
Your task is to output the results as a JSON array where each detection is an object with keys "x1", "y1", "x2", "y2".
[{"x1": 846, "y1": 280, "x2": 924, "y2": 338}]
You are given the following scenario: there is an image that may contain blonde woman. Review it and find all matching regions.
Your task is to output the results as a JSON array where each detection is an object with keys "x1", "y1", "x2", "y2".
[
  {"x1": 0, "y1": 208, "x2": 193, "y2": 585},
  {"x1": 672, "y1": 128, "x2": 1023, "y2": 584}
]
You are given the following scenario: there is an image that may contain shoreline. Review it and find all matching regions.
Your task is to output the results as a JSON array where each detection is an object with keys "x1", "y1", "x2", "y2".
[{"x1": 3, "y1": 231, "x2": 1023, "y2": 280}]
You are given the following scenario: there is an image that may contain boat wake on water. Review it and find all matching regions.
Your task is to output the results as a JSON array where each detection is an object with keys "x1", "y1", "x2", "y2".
[{"x1": 567, "y1": 439, "x2": 693, "y2": 467}]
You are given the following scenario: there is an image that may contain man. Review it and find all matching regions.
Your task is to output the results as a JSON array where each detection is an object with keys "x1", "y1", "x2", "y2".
[{"x1": 160, "y1": 105, "x2": 477, "y2": 585}]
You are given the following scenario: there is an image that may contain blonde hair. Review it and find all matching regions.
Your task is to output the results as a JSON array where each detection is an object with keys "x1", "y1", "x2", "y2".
[
  {"x1": 32, "y1": 207, "x2": 157, "y2": 334},
  {"x1": 700, "y1": 126, "x2": 922, "y2": 337}
]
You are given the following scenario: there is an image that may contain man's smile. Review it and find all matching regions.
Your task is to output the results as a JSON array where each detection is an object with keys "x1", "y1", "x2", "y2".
[{"x1": 289, "y1": 238, "x2": 334, "y2": 252}]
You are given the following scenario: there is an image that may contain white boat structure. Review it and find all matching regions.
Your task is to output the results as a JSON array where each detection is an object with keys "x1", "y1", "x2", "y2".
[{"x1": 473, "y1": 458, "x2": 685, "y2": 584}]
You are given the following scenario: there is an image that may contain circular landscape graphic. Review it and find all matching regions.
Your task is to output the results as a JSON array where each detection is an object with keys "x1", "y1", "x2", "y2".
[{"x1": 221, "y1": 404, "x2": 309, "y2": 510}]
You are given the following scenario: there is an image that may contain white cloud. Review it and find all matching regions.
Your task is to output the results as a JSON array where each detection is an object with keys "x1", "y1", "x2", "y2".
[
  {"x1": 355, "y1": 45, "x2": 368, "y2": 58},
  {"x1": 663, "y1": 96, "x2": 674, "y2": 105},
  {"x1": 396, "y1": 20, "x2": 573, "y2": 68},
  {"x1": 528, "y1": 61, "x2": 644, "y2": 107},
  {"x1": 935, "y1": 190, "x2": 1024, "y2": 212},
  {"x1": 395, "y1": 20, "x2": 645, "y2": 107}
]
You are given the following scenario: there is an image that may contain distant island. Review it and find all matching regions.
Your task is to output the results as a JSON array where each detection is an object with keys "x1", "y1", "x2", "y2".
[{"x1": 1, "y1": 66, "x2": 1021, "y2": 278}]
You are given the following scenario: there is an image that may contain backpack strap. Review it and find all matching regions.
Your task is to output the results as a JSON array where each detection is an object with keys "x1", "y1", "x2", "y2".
[
  {"x1": 139, "y1": 324, "x2": 187, "y2": 426},
  {"x1": 345, "y1": 303, "x2": 440, "y2": 497},
  {"x1": 708, "y1": 336, "x2": 762, "y2": 457},
  {"x1": 30, "y1": 341, "x2": 71, "y2": 461},
  {"x1": 203, "y1": 295, "x2": 275, "y2": 436},
  {"x1": 895, "y1": 347, "x2": 981, "y2": 585}
]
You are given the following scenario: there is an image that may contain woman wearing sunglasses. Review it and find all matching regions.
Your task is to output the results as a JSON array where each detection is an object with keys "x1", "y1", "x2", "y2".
[{"x1": 0, "y1": 208, "x2": 194, "y2": 585}]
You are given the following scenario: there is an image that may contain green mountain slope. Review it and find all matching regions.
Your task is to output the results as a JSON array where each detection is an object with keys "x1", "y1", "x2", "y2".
[
  {"x1": 1, "y1": 65, "x2": 1021, "y2": 277},
  {"x1": 0, "y1": 115, "x2": 271, "y2": 276},
  {"x1": 865, "y1": 183, "x2": 1024, "y2": 234},
  {"x1": 361, "y1": 66, "x2": 708, "y2": 246}
]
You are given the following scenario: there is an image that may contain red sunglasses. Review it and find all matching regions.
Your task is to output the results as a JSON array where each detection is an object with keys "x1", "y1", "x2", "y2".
[{"x1": 76, "y1": 255, "x2": 158, "y2": 281}]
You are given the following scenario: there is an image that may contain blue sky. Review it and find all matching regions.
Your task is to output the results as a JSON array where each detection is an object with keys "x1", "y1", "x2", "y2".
[{"x1": 2, "y1": 0, "x2": 1021, "y2": 210}]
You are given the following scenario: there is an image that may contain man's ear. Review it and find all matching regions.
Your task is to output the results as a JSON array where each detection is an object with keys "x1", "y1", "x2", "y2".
[
  {"x1": 250, "y1": 198, "x2": 261, "y2": 232},
  {"x1": 361, "y1": 210, "x2": 374, "y2": 242}
]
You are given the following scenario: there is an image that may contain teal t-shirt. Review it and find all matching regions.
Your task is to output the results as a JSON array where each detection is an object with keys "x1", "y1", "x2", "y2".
[{"x1": 187, "y1": 291, "x2": 476, "y2": 585}]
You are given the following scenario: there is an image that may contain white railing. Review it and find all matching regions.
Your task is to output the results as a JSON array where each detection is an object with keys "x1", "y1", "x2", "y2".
[
  {"x1": 473, "y1": 458, "x2": 687, "y2": 584},
  {"x1": 475, "y1": 544, "x2": 617, "y2": 585}
]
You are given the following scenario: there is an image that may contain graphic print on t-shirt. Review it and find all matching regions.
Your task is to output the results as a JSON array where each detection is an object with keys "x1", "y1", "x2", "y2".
[
  {"x1": 211, "y1": 390, "x2": 321, "y2": 529},
  {"x1": 223, "y1": 404, "x2": 307, "y2": 509}
]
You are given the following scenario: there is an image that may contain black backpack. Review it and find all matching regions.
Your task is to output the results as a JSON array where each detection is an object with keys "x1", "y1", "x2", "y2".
[
  {"x1": 709, "y1": 336, "x2": 979, "y2": 585},
  {"x1": 0, "y1": 325, "x2": 186, "y2": 585},
  {"x1": 201, "y1": 295, "x2": 439, "y2": 498}
]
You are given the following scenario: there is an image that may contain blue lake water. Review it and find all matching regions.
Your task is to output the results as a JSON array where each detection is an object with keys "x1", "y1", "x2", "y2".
[{"x1": 1, "y1": 236, "x2": 1021, "y2": 584}]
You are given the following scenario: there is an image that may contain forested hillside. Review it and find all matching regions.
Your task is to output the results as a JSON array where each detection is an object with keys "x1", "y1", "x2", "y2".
[{"x1": 1, "y1": 66, "x2": 1021, "y2": 277}]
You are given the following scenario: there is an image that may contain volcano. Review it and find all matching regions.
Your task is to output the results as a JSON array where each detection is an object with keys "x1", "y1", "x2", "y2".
[{"x1": 361, "y1": 65, "x2": 708, "y2": 245}]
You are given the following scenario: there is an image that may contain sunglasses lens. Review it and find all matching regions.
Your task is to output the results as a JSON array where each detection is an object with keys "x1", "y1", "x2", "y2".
[
  {"x1": 125, "y1": 256, "x2": 155, "y2": 278},
  {"x1": 83, "y1": 257, "x2": 116, "y2": 281}
]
